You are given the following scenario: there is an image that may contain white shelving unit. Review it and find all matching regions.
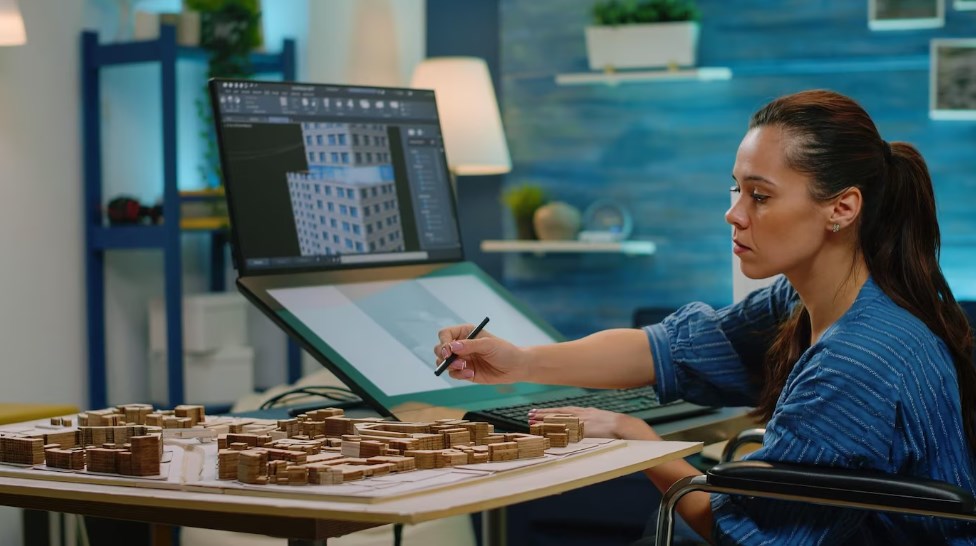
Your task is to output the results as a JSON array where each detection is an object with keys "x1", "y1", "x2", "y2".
[
  {"x1": 480, "y1": 239, "x2": 656, "y2": 256},
  {"x1": 555, "y1": 67, "x2": 731, "y2": 86}
]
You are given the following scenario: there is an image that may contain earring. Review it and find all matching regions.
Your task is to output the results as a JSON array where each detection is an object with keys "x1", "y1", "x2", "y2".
[{"x1": 832, "y1": 223, "x2": 840, "y2": 233}]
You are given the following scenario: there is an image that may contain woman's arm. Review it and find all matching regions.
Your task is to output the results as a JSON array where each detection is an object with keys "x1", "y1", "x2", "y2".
[
  {"x1": 437, "y1": 326, "x2": 655, "y2": 387},
  {"x1": 523, "y1": 328, "x2": 655, "y2": 388},
  {"x1": 620, "y1": 418, "x2": 715, "y2": 543},
  {"x1": 614, "y1": 416, "x2": 714, "y2": 543},
  {"x1": 645, "y1": 460, "x2": 714, "y2": 544}
]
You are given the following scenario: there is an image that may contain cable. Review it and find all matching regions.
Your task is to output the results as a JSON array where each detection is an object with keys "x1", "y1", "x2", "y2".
[
  {"x1": 259, "y1": 386, "x2": 359, "y2": 410},
  {"x1": 258, "y1": 385, "x2": 360, "y2": 411}
]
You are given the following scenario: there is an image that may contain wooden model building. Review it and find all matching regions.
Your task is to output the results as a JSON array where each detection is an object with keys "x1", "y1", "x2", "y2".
[
  {"x1": 0, "y1": 404, "x2": 584, "y2": 488},
  {"x1": 215, "y1": 408, "x2": 583, "y2": 486},
  {"x1": 0, "y1": 404, "x2": 210, "y2": 476}
]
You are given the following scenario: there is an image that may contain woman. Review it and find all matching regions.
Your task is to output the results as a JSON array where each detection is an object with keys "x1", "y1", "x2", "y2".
[{"x1": 433, "y1": 90, "x2": 976, "y2": 544}]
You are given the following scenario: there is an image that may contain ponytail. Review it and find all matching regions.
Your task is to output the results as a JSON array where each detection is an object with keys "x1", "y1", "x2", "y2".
[{"x1": 862, "y1": 143, "x2": 976, "y2": 453}]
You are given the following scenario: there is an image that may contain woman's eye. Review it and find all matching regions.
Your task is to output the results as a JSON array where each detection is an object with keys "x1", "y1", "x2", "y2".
[
  {"x1": 729, "y1": 184, "x2": 740, "y2": 194},
  {"x1": 750, "y1": 191, "x2": 769, "y2": 203}
]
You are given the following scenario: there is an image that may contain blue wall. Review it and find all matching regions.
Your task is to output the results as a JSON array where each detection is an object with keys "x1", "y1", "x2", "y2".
[{"x1": 497, "y1": 0, "x2": 976, "y2": 339}]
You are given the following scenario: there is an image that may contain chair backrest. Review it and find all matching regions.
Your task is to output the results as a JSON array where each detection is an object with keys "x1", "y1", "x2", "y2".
[
  {"x1": 657, "y1": 461, "x2": 976, "y2": 545},
  {"x1": 707, "y1": 460, "x2": 976, "y2": 516},
  {"x1": 632, "y1": 307, "x2": 676, "y2": 328}
]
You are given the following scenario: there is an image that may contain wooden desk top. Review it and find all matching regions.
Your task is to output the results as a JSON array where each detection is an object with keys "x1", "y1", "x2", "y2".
[{"x1": 0, "y1": 440, "x2": 699, "y2": 539}]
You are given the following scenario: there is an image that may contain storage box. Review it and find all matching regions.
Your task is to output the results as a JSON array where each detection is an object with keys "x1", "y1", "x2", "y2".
[
  {"x1": 149, "y1": 293, "x2": 249, "y2": 353},
  {"x1": 149, "y1": 346, "x2": 255, "y2": 406}
]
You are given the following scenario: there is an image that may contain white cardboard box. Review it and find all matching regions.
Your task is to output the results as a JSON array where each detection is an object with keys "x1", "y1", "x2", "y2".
[
  {"x1": 149, "y1": 346, "x2": 255, "y2": 406},
  {"x1": 149, "y1": 293, "x2": 249, "y2": 353}
]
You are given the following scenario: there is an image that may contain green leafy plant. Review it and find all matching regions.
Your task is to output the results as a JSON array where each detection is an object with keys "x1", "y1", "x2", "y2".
[
  {"x1": 503, "y1": 184, "x2": 547, "y2": 219},
  {"x1": 186, "y1": 0, "x2": 262, "y2": 187},
  {"x1": 502, "y1": 185, "x2": 548, "y2": 240},
  {"x1": 591, "y1": 0, "x2": 700, "y2": 25}
]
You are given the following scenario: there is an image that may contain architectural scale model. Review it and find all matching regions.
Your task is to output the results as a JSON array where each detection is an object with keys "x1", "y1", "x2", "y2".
[{"x1": 0, "y1": 403, "x2": 585, "y2": 490}]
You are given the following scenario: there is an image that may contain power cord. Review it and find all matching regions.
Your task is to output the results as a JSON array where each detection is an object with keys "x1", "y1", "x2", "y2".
[{"x1": 258, "y1": 385, "x2": 361, "y2": 411}]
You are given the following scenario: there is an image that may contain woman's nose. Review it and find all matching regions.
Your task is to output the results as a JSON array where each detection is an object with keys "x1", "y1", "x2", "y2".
[{"x1": 725, "y1": 195, "x2": 747, "y2": 228}]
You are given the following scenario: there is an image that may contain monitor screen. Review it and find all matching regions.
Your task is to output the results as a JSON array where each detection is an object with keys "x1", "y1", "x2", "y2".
[
  {"x1": 210, "y1": 79, "x2": 464, "y2": 274},
  {"x1": 237, "y1": 261, "x2": 566, "y2": 413}
]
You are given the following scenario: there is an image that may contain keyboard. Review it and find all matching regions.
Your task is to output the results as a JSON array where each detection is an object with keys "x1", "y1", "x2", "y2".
[{"x1": 464, "y1": 386, "x2": 715, "y2": 433}]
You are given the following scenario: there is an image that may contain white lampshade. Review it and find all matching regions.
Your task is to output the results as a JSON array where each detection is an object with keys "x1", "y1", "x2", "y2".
[
  {"x1": 411, "y1": 57, "x2": 511, "y2": 176},
  {"x1": 0, "y1": 0, "x2": 25, "y2": 46}
]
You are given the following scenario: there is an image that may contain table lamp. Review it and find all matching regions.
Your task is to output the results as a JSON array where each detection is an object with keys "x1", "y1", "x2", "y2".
[
  {"x1": 0, "y1": 0, "x2": 25, "y2": 46},
  {"x1": 410, "y1": 57, "x2": 511, "y2": 176}
]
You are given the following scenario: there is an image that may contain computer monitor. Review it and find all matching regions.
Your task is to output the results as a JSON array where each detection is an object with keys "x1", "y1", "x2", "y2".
[
  {"x1": 209, "y1": 79, "x2": 713, "y2": 429},
  {"x1": 208, "y1": 78, "x2": 570, "y2": 418},
  {"x1": 210, "y1": 80, "x2": 464, "y2": 275}
]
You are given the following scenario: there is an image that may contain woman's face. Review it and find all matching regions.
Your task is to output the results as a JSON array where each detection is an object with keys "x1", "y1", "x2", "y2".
[{"x1": 726, "y1": 125, "x2": 833, "y2": 280}]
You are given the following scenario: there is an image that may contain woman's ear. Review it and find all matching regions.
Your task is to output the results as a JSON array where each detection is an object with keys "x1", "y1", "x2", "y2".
[{"x1": 828, "y1": 187, "x2": 862, "y2": 231}]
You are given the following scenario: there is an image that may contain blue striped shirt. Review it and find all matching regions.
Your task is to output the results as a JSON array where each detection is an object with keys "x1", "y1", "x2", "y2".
[{"x1": 646, "y1": 276, "x2": 976, "y2": 544}]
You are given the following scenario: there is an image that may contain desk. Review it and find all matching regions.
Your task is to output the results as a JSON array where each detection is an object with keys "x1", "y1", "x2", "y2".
[{"x1": 0, "y1": 439, "x2": 699, "y2": 546}]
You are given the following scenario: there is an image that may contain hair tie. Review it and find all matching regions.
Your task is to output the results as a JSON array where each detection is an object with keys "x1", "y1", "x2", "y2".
[{"x1": 882, "y1": 140, "x2": 892, "y2": 163}]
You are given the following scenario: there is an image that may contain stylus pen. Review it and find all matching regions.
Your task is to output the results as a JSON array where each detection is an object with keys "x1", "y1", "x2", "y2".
[{"x1": 435, "y1": 316, "x2": 490, "y2": 376}]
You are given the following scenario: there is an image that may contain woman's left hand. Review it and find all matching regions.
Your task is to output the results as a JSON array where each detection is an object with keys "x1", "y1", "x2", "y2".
[{"x1": 528, "y1": 406, "x2": 661, "y2": 440}]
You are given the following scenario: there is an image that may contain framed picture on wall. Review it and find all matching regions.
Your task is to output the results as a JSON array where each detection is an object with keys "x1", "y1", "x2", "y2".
[
  {"x1": 930, "y1": 39, "x2": 976, "y2": 120},
  {"x1": 869, "y1": 0, "x2": 945, "y2": 30},
  {"x1": 954, "y1": 0, "x2": 976, "y2": 10}
]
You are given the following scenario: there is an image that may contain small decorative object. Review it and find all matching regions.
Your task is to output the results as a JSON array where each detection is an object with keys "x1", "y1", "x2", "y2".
[
  {"x1": 502, "y1": 184, "x2": 547, "y2": 240},
  {"x1": 868, "y1": 0, "x2": 944, "y2": 30},
  {"x1": 579, "y1": 199, "x2": 633, "y2": 242},
  {"x1": 585, "y1": 0, "x2": 700, "y2": 71},
  {"x1": 533, "y1": 202, "x2": 582, "y2": 241},
  {"x1": 112, "y1": 0, "x2": 143, "y2": 41},
  {"x1": 133, "y1": 10, "x2": 202, "y2": 46},
  {"x1": 929, "y1": 39, "x2": 976, "y2": 120}
]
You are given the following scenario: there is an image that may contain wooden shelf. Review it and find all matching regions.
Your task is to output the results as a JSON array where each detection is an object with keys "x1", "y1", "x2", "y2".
[
  {"x1": 555, "y1": 67, "x2": 731, "y2": 86},
  {"x1": 481, "y1": 240, "x2": 656, "y2": 256},
  {"x1": 551, "y1": 55, "x2": 932, "y2": 87}
]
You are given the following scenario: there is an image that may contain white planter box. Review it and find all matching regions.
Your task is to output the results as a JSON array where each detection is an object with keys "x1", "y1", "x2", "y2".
[
  {"x1": 149, "y1": 346, "x2": 255, "y2": 406},
  {"x1": 585, "y1": 21, "x2": 699, "y2": 70}
]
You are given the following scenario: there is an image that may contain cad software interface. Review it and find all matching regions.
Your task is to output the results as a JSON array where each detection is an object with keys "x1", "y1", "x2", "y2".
[{"x1": 212, "y1": 81, "x2": 462, "y2": 271}]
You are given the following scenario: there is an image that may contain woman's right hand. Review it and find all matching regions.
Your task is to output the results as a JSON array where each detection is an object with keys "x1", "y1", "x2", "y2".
[{"x1": 434, "y1": 324, "x2": 529, "y2": 384}]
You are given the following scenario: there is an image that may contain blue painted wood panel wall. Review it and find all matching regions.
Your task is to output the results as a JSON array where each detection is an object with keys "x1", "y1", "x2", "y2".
[{"x1": 498, "y1": 0, "x2": 976, "y2": 339}]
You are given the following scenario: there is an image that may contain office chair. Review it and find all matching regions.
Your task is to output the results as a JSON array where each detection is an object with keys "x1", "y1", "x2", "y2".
[
  {"x1": 633, "y1": 307, "x2": 677, "y2": 328},
  {"x1": 654, "y1": 428, "x2": 976, "y2": 544}
]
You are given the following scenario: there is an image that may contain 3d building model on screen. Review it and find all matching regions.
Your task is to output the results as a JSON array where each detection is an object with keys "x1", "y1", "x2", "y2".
[{"x1": 287, "y1": 122, "x2": 405, "y2": 257}]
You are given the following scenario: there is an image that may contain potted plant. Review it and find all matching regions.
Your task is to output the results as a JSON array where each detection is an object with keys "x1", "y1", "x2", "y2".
[
  {"x1": 502, "y1": 185, "x2": 547, "y2": 240},
  {"x1": 585, "y1": 0, "x2": 701, "y2": 71},
  {"x1": 185, "y1": 0, "x2": 262, "y2": 187}
]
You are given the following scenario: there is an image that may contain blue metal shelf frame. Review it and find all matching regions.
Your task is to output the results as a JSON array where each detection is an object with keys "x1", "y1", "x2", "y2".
[{"x1": 82, "y1": 26, "x2": 298, "y2": 409}]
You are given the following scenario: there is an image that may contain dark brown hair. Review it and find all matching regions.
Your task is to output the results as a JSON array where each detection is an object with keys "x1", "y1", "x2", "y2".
[{"x1": 748, "y1": 90, "x2": 976, "y2": 453}]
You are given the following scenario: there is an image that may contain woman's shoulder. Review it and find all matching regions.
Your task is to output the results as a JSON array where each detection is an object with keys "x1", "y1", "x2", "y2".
[
  {"x1": 823, "y1": 279, "x2": 952, "y2": 376},
  {"x1": 849, "y1": 278, "x2": 942, "y2": 342}
]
